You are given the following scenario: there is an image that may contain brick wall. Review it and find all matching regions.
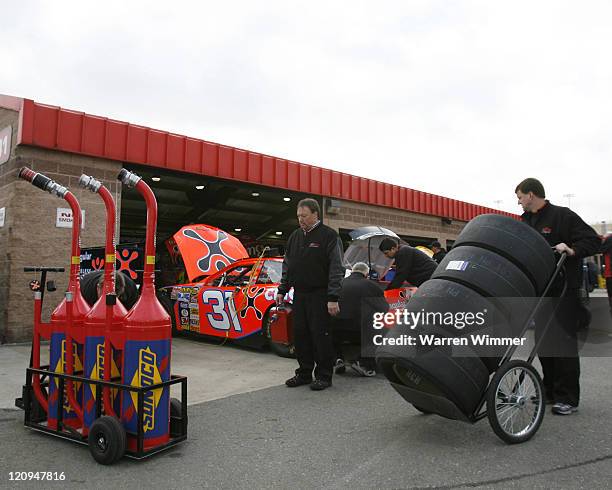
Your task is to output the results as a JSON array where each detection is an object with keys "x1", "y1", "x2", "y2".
[
  {"x1": 0, "y1": 107, "x2": 20, "y2": 339},
  {"x1": 0, "y1": 109, "x2": 123, "y2": 342},
  {"x1": 326, "y1": 200, "x2": 466, "y2": 247}
]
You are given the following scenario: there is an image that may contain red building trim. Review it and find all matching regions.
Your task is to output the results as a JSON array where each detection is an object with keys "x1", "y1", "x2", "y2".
[{"x1": 5, "y1": 96, "x2": 516, "y2": 220}]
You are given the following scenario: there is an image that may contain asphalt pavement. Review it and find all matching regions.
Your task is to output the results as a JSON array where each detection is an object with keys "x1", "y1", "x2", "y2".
[{"x1": 1, "y1": 293, "x2": 611, "y2": 489}]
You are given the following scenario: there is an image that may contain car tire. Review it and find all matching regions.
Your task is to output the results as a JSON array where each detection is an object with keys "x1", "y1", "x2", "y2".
[
  {"x1": 88, "y1": 416, "x2": 126, "y2": 465},
  {"x1": 377, "y1": 340, "x2": 489, "y2": 416},
  {"x1": 452, "y1": 214, "x2": 555, "y2": 294},
  {"x1": 405, "y1": 278, "x2": 526, "y2": 358},
  {"x1": 433, "y1": 246, "x2": 536, "y2": 299},
  {"x1": 80, "y1": 270, "x2": 139, "y2": 309}
]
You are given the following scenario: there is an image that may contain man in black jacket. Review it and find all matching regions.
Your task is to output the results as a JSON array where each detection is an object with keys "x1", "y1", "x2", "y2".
[
  {"x1": 430, "y1": 241, "x2": 447, "y2": 264},
  {"x1": 277, "y1": 198, "x2": 345, "y2": 391},
  {"x1": 378, "y1": 238, "x2": 437, "y2": 290},
  {"x1": 516, "y1": 178, "x2": 600, "y2": 415},
  {"x1": 333, "y1": 262, "x2": 390, "y2": 376}
]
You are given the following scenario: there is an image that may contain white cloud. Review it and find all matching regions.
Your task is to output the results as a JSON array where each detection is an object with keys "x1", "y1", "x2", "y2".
[{"x1": 1, "y1": 0, "x2": 610, "y2": 224}]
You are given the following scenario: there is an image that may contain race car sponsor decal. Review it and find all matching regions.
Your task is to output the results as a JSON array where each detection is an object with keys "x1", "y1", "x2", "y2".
[
  {"x1": 239, "y1": 286, "x2": 266, "y2": 320},
  {"x1": 182, "y1": 228, "x2": 237, "y2": 275},
  {"x1": 446, "y1": 260, "x2": 469, "y2": 271},
  {"x1": 263, "y1": 287, "x2": 294, "y2": 303},
  {"x1": 200, "y1": 289, "x2": 243, "y2": 332}
]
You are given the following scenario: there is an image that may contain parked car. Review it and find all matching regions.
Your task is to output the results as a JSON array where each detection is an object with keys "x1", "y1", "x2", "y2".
[{"x1": 158, "y1": 224, "x2": 416, "y2": 358}]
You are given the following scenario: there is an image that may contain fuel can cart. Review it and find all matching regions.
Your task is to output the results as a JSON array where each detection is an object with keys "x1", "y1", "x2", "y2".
[
  {"x1": 378, "y1": 214, "x2": 570, "y2": 444},
  {"x1": 17, "y1": 167, "x2": 188, "y2": 464},
  {"x1": 22, "y1": 366, "x2": 187, "y2": 463}
]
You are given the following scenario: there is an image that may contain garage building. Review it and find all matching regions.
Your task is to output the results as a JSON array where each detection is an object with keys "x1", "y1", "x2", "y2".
[{"x1": 0, "y1": 94, "x2": 513, "y2": 343}]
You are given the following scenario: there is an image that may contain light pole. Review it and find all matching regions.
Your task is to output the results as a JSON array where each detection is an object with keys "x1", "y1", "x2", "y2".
[{"x1": 563, "y1": 193, "x2": 575, "y2": 208}]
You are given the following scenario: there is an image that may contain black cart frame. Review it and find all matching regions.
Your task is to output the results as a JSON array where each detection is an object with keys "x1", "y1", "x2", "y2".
[{"x1": 23, "y1": 366, "x2": 188, "y2": 459}]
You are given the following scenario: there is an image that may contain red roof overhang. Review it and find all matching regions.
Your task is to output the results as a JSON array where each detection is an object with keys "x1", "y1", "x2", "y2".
[{"x1": 2, "y1": 95, "x2": 517, "y2": 221}]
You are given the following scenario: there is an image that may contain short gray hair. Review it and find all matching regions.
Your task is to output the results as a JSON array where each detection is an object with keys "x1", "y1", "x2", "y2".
[
  {"x1": 352, "y1": 262, "x2": 370, "y2": 276},
  {"x1": 297, "y1": 198, "x2": 320, "y2": 217}
]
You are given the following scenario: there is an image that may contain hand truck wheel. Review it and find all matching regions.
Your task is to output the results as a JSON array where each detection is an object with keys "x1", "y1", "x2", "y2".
[
  {"x1": 88, "y1": 416, "x2": 127, "y2": 465},
  {"x1": 487, "y1": 360, "x2": 545, "y2": 444},
  {"x1": 170, "y1": 397, "x2": 187, "y2": 437}
]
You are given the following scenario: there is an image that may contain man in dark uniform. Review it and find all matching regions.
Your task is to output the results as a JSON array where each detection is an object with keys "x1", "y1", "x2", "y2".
[
  {"x1": 515, "y1": 178, "x2": 600, "y2": 415},
  {"x1": 430, "y1": 240, "x2": 447, "y2": 264},
  {"x1": 333, "y1": 262, "x2": 390, "y2": 376},
  {"x1": 378, "y1": 238, "x2": 437, "y2": 290},
  {"x1": 277, "y1": 198, "x2": 345, "y2": 391}
]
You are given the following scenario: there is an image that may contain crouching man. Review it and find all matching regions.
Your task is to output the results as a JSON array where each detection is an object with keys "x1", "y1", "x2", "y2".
[{"x1": 334, "y1": 262, "x2": 390, "y2": 377}]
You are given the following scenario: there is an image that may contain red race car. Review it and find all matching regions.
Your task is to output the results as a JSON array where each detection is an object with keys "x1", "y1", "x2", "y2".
[
  {"x1": 158, "y1": 224, "x2": 295, "y2": 355},
  {"x1": 158, "y1": 224, "x2": 416, "y2": 358}
]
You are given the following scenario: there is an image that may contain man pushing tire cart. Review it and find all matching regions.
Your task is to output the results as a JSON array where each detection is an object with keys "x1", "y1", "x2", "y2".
[
  {"x1": 16, "y1": 167, "x2": 187, "y2": 464},
  {"x1": 377, "y1": 212, "x2": 592, "y2": 444}
]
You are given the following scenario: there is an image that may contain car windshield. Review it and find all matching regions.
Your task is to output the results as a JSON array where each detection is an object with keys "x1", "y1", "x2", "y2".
[
  {"x1": 258, "y1": 260, "x2": 282, "y2": 284},
  {"x1": 207, "y1": 263, "x2": 256, "y2": 287}
]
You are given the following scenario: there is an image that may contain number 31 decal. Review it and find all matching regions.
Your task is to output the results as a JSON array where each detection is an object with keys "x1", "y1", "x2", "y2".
[{"x1": 201, "y1": 289, "x2": 242, "y2": 332}]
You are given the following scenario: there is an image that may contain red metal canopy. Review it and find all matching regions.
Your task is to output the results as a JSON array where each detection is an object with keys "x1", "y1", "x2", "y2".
[{"x1": 2, "y1": 94, "x2": 515, "y2": 221}]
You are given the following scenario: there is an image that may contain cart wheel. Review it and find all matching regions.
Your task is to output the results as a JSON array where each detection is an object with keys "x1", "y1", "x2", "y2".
[
  {"x1": 170, "y1": 397, "x2": 187, "y2": 437},
  {"x1": 487, "y1": 360, "x2": 544, "y2": 444},
  {"x1": 88, "y1": 416, "x2": 126, "y2": 465}
]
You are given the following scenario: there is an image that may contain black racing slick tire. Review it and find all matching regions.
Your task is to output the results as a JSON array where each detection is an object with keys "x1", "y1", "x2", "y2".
[
  {"x1": 88, "y1": 416, "x2": 127, "y2": 465},
  {"x1": 378, "y1": 338, "x2": 489, "y2": 416},
  {"x1": 80, "y1": 270, "x2": 139, "y2": 309},
  {"x1": 452, "y1": 214, "x2": 556, "y2": 295},
  {"x1": 433, "y1": 246, "x2": 536, "y2": 299}
]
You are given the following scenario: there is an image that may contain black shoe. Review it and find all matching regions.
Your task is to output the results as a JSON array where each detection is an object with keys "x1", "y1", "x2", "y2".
[
  {"x1": 310, "y1": 379, "x2": 332, "y2": 391},
  {"x1": 285, "y1": 375, "x2": 312, "y2": 387}
]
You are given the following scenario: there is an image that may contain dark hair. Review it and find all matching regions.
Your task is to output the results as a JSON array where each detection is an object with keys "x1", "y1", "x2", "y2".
[
  {"x1": 515, "y1": 178, "x2": 546, "y2": 198},
  {"x1": 379, "y1": 238, "x2": 398, "y2": 252},
  {"x1": 297, "y1": 198, "x2": 320, "y2": 217},
  {"x1": 430, "y1": 240, "x2": 441, "y2": 249}
]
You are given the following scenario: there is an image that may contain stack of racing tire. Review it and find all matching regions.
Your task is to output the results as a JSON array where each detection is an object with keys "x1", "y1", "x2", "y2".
[{"x1": 377, "y1": 214, "x2": 556, "y2": 420}]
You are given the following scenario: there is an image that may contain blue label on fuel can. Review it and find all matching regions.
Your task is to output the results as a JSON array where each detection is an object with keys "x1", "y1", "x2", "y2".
[
  {"x1": 120, "y1": 339, "x2": 170, "y2": 439},
  {"x1": 83, "y1": 336, "x2": 121, "y2": 428},
  {"x1": 48, "y1": 333, "x2": 84, "y2": 426}
]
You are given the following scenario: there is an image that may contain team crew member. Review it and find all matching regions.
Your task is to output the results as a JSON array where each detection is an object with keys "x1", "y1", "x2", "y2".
[
  {"x1": 333, "y1": 262, "x2": 390, "y2": 377},
  {"x1": 277, "y1": 198, "x2": 345, "y2": 391},
  {"x1": 430, "y1": 241, "x2": 447, "y2": 264},
  {"x1": 515, "y1": 178, "x2": 600, "y2": 415},
  {"x1": 378, "y1": 238, "x2": 437, "y2": 290}
]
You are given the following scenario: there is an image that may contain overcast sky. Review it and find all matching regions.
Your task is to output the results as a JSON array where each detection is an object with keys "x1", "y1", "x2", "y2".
[{"x1": 2, "y1": 1, "x2": 611, "y2": 226}]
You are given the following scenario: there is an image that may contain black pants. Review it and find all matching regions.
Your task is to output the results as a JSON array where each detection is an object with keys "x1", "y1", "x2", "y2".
[
  {"x1": 332, "y1": 319, "x2": 376, "y2": 370},
  {"x1": 292, "y1": 290, "x2": 335, "y2": 382},
  {"x1": 606, "y1": 278, "x2": 612, "y2": 309},
  {"x1": 536, "y1": 289, "x2": 581, "y2": 406}
]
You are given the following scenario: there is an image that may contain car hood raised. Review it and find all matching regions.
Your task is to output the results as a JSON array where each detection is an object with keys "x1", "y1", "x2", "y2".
[{"x1": 172, "y1": 224, "x2": 249, "y2": 282}]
